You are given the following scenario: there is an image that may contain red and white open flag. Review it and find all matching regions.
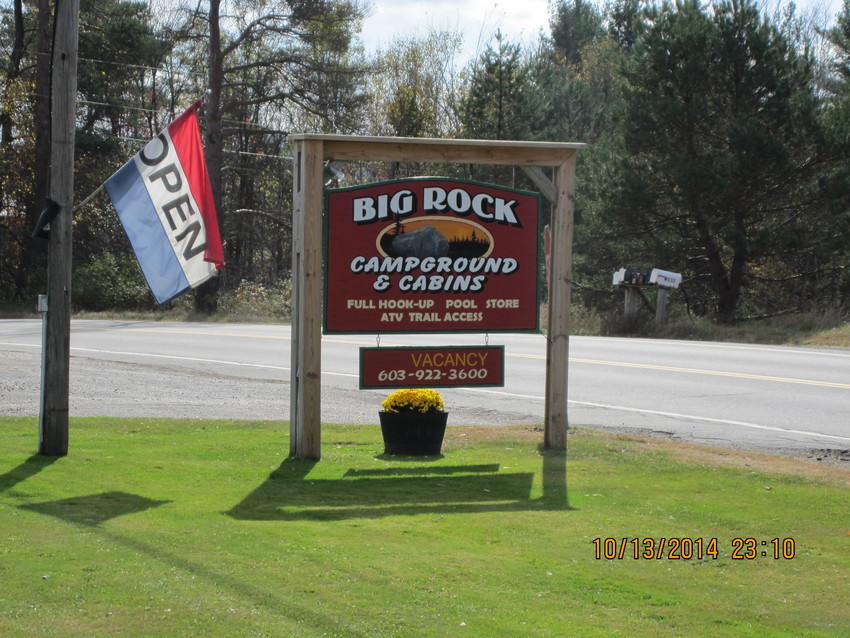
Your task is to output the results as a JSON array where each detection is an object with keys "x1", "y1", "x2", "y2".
[{"x1": 105, "y1": 101, "x2": 224, "y2": 304}]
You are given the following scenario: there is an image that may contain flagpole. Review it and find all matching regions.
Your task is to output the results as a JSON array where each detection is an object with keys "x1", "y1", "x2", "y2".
[{"x1": 74, "y1": 183, "x2": 104, "y2": 212}]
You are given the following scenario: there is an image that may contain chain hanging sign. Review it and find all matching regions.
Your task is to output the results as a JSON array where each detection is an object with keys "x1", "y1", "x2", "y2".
[{"x1": 324, "y1": 178, "x2": 542, "y2": 333}]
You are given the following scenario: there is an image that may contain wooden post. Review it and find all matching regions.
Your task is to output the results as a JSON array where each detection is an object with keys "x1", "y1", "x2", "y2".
[
  {"x1": 655, "y1": 288, "x2": 669, "y2": 324},
  {"x1": 39, "y1": 0, "x2": 79, "y2": 456},
  {"x1": 544, "y1": 153, "x2": 576, "y2": 450},
  {"x1": 290, "y1": 138, "x2": 324, "y2": 459},
  {"x1": 624, "y1": 287, "x2": 638, "y2": 324}
]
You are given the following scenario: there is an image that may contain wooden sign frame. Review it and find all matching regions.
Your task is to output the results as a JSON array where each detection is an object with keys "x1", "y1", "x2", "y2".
[{"x1": 290, "y1": 134, "x2": 583, "y2": 459}]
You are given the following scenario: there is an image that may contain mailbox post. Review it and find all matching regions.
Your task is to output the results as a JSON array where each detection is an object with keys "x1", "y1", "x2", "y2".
[{"x1": 612, "y1": 267, "x2": 681, "y2": 324}]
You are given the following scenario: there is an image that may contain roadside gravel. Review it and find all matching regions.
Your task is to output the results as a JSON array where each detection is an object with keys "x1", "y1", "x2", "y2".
[{"x1": 0, "y1": 349, "x2": 536, "y2": 426}]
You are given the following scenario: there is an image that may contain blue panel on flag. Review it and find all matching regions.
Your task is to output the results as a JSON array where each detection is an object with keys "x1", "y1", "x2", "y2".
[{"x1": 105, "y1": 162, "x2": 190, "y2": 304}]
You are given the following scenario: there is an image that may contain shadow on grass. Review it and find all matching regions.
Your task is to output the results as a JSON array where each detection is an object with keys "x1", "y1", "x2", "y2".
[
  {"x1": 2, "y1": 448, "x2": 567, "y2": 634},
  {"x1": 19, "y1": 491, "x2": 171, "y2": 526},
  {"x1": 227, "y1": 448, "x2": 570, "y2": 521},
  {"x1": 3, "y1": 456, "x2": 170, "y2": 527},
  {"x1": 0, "y1": 454, "x2": 61, "y2": 493},
  {"x1": 17, "y1": 492, "x2": 372, "y2": 636}
]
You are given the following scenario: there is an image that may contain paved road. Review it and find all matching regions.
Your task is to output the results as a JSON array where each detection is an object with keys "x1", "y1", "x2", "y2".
[{"x1": 1, "y1": 319, "x2": 849, "y2": 457}]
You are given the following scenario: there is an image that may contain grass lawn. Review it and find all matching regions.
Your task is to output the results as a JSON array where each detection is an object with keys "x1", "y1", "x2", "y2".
[{"x1": 1, "y1": 417, "x2": 847, "y2": 637}]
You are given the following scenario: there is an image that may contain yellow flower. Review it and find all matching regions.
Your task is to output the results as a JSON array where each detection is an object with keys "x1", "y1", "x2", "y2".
[{"x1": 381, "y1": 388, "x2": 445, "y2": 413}]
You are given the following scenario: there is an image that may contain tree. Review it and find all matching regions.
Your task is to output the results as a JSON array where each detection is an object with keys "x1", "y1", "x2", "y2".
[
  {"x1": 549, "y1": 0, "x2": 606, "y2": 68},
  {"x1": 177, "y1": 0, "x2": 367, "y2": 312},
  {"x1": 0, "y1": 0, "x2": 171, "y2": 306},
  {"x1": 356, "y1": 28, "x2": 464, "y2": 180},
  {"x1": 459, "y1": 33, "x2": 539, "y2": 142},
  {"x1": 0, "y1": 0, "x2": 55, "y2": 303},
  {"x1": 603, "y1": 0, "x2": 843, "y2": 322},
  {"x1": 821, "y1": 0, "x2": 850, "y2": 308},
  {"x1": 826, "y1": 0, "x2": 850, "y2": 92},
  {"x1": 369, "y1": 28, "x2": 463, "y2": 139},
  {"x1": 456, "y1": 33, "x2": 550, "y2": 186},
  {"x1": 608, "y1": 0, "x2": 644, "y2": 52},
  {"x1": 77, "y1": 0, "x2": 170, "y2": 136},
  {"x1": 72, "y1": 0, "x2": 171, "y2": 288}
]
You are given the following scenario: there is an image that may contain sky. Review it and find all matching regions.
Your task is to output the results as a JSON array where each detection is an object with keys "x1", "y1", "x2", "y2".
[
  {"x1": 359, "y1": 0, "x2": 553, "y2": 60},
  {"x1": 358, "y1": 0, "x2": 845, "y2": 62}
]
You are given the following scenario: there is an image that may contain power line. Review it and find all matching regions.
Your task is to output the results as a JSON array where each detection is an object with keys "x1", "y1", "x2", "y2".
[
  {"x1": 76, "y1": 99, "x2": 291, "y2": 135},
  {"x1": 15, "y1": 53, "x2": 300, "y2": 134},
  {"x1": 27, "y1": 48, "x2": 189, "y2": 75}
]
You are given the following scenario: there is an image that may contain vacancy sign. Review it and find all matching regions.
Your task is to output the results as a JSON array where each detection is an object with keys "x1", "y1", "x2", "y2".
[
  {"x1": 360, "y1": 345, "x2": 505, "y2": 389},
  {"x1": 324, "y1": 178, "x2": 541, "y2": 333}
]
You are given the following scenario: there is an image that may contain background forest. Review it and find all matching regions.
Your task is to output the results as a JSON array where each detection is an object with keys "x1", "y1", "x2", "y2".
[{"x1": 2, "y1": 0, "x2": 850, "y2": 328}]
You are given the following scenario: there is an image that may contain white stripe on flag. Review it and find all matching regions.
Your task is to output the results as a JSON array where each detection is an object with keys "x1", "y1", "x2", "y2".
[{"x1": 132, "y1": 128, "x2": 217, "y2": 287}]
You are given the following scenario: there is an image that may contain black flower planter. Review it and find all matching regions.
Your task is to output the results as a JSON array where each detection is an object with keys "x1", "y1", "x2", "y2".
[{"x1": 379, "y1": 411, "x2": 448, "y2": 455}]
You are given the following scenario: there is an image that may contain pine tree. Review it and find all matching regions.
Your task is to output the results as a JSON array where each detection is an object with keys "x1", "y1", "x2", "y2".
[{"x1": 607, "y1": 0, "x2": 839, "y2": 321}]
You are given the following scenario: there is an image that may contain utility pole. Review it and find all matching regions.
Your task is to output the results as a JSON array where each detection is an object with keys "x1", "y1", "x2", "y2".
[{"x1": 39, "y1": 0, "x2": 79, "y2": 456}]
